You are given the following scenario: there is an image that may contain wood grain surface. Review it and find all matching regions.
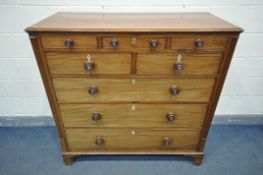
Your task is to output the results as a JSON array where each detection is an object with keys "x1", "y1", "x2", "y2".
[
  {"x1": 26, "y1": 12, "x2": 243, "y2": 32},
  {"x1": 52, "y1": 78, "x2": 215, "y2": 102},
  {"x1": 66, "y1": 128, "x2": 201, "y2": 151},
  {"x1": 137, "y1": 53, "x2": 222, "y2": 76},
  {"x1": 102, "y1": 35, "x2": 167, "y2": 49},
  {"x1": 171, "y1": 35, "x2": 228, "y2": 50},
  {"x1": 46, "y1": 53, "x2": 132, "y2": 75},
  {"x1": 59, "y1": 103, "x2": 207, "y2": 128},
  {"x1": 41, "y1": 34, "x2": 97, "y2": 49}
]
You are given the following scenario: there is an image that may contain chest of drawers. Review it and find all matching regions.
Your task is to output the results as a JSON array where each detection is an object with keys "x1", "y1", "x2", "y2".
[{"x1": 26, "y1": 12, "x2": 242, "y2": 165}]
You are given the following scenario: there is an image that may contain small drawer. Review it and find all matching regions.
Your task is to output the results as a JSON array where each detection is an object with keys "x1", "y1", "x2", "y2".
[
  {"x1": 102, "y1": 35, "x2": 167, "y2": 49},
  {"x1": 52, "y1": 78, "x2": 215, "y2": 102},
  {"x1": 46, "y1": 53, "x2": 131, "y2": 75},
  {"x1": 171, "y1": 35, "x2": 228, "y2": 50},
  {"x1": 41, "y1": 35, "x2": 97, "y2": 49},
  {"x1": 66, "y1": 129, "x2": 200, "y2": 151},
  {"x1": 60, "y1": 104, "x2": 207, "y2": 128},
  {"x1": 137, "y1": 53, "x2": 222, "y2": 76}
]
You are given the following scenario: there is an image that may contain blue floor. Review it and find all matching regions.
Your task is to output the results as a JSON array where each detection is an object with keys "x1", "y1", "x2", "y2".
[{"x1": 0, "y1": 125, "x2": 262, "y2": 175}]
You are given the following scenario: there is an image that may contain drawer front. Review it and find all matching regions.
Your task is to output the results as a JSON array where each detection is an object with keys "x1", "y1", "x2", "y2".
[
  {"x1": 102, "y1": 35, "x2": 167, "y2": 49},
  {"x1": 53, "y1": 78, "x2": 215, "y2": 102},
  {"x1": 137, "y1": 53, "x2": 222, "y2": 76},
  {"x1": 60, "y1": 104, "x2": 207, "y2": 128},
  {"x1": 66, "y1": 129, "x2": 200, "y2": 151},
  {"x1": 46, "y1": 53, "x2": 131, "y2": 75},
  {"x1": 41, "y1": 35, "x2": 97, "y2": 49},
  {"x1": 171, "y1": 35, "x2": 228, "y2": 50}
]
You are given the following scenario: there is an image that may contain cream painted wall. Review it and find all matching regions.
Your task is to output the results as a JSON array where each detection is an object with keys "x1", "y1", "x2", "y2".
[{"x1": 0, "y1": 0, "x2": 263, "y2": 117}]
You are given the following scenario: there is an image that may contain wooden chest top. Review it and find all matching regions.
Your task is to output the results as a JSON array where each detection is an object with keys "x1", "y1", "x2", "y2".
[{"x1": 26, "y1": 12, "x2": 243, "y2": 33}]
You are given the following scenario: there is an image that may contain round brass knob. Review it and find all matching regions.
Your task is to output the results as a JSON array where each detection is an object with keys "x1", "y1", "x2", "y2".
[
  {"x1": 111, "y1": 38, "x2": 119, "y2": 48},
  {"x1": 150, "y1": 40, "x2": 158, "y2": 48},
  {"x1": 195, "y1": 39, "x2": 203, "y2": 48},
  {"x1": 92, "y1": 112, "x2": 101, "y2": 121},
  {"x1": 170, "y1": 86, "x2": 179, "y2": 95},
  {"x1": 163, "y1": 137, "x2": 172, "y2": 146},
  {"x1": 166, "y1": 113, "x2": 176, "y2": 121},
  {"x1": 174, "y1": 63, "x2": 183, "y2": 71},
  {"x1": 95, "y1": 137, "x2": 104, "y2": 145},
  {"x1": 88, "y1": 86, "x2": 98, "y2": 95},
  {"x1": 64, "y1": 39, "x2": 73, "y2": 48}
]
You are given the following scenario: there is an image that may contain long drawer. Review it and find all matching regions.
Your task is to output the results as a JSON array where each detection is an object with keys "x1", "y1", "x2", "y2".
[
  {"x1": 53, "y1": 78, "x2": 215, "y2": 102},
  {"x1": 66, "y1": 129, "x2": 201, "y2": 151},
  {"x1": 60, "y1": 104, "x2": 207, "y2": 128}
]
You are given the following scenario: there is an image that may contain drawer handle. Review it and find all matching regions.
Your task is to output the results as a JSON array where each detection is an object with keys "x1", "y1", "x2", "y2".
[
  {"x1": 195, "y1": 39, "x2": 203, "y2": 48},
  {"x1": 84, "y1": 62, "x2": 94, "y2": 72},
  {"x1": 174, "y1": 63, "x2": 183, "y2": 71},
  {"x1": 92, "y1": 112, "x2": 101, "y2": 121},
  {"x1": 163, "y1": 137, "x2": 172, "y2": 146},
  {"x1": 170, "y1": 86, "x2": 179, "y2": 95},
  {"x1": 84, "y1": 55, "x2": 94, "y2": 72},
  {"x1": 111, "y1": 38, "x2": 119, "y2": 48},
  {"x1": 150, "y1": 40, "x2": 158, "y2": 48},
  {"x1": 88, "y1": 86, "x2": 98, "y2": 95},
  {"x1": 64, "y1": 39, "x2": 73, "y2": 48},
  {"x1": 166, "y1": 113, "x2": 176, "y2": 121},
  {"x1": 95, "y1": 137, "x2": 104, "y2": 145}
]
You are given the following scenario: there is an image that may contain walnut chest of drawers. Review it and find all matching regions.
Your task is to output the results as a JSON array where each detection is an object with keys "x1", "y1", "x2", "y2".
[{"x1": 26, "y1": 12, "x2": 243, "y2": 165}]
